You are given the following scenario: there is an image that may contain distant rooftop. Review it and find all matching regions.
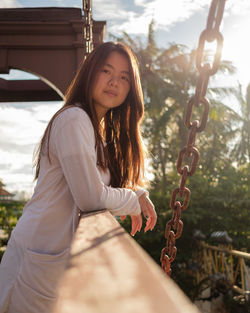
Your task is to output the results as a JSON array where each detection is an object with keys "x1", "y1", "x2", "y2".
[{"x1": 0, "y1": 182, "x2": 14, "y2": 199}]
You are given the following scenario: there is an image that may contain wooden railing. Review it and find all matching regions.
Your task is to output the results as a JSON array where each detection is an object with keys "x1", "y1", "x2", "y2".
[
  {"x1": 197, "y1": 242, "x2": 250, "y2": 296},
  {"x1": 53, "y1": 210, "x2": 200, "y2": 313}
]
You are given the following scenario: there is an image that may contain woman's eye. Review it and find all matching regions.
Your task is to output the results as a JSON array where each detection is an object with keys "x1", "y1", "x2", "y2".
[
  {"x1": 102, "y1": 69, "x2": 110, "y2": 74},
  {"x1": 121, "y1": 75, "x2": 129, "y2": 82}
]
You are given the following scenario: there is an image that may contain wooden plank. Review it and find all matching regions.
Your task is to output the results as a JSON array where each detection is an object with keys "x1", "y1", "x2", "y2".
[
  {"x1": 0, "y1": 8, "x2": 82, "y2": 21},
  {"x1": 202, "y1": 243, "x2": 250, "y2": 260},
  {"x1": 0, "y1": 79, "x2": 62, "y2": 102},
  {"x1": 53, "y1": 210, "x2": 200, "y2": 313}
]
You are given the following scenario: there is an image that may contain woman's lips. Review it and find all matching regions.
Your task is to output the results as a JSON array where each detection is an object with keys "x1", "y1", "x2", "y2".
[{"x1": 104, "y1": 90, "x2": 117, "y2": 96}]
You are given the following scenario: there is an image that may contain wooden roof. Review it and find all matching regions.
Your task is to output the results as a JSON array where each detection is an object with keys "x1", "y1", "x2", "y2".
[{"x1": 0, "y1": 182, "x2": 13, "y2": 197}]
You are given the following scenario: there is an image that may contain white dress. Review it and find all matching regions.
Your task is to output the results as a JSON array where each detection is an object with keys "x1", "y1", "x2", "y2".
[{"x1": 0, "y1": 107, "x2": 143, "y2": 313}]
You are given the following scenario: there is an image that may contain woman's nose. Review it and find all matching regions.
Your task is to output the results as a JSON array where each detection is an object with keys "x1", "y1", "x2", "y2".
[{"x1": 109, "y1": 75, "x2": 119, "y2": 87}]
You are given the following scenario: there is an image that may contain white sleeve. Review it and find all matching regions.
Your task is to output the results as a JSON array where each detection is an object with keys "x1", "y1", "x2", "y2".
[
  {"x1": 52, "y1": 108, "x2": 141, "y2": 216},
  {"x1": 135, "y1": 188, "x2": 149, "y2": 198}
]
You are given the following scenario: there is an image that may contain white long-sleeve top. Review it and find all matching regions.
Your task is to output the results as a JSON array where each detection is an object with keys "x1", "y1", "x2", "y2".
[
  {"x1": 14, "y1": 106, "x2": 144, "y2": 253},
  {"x1": 0, "y1": 106, "x2": 146, "y2": 313}
]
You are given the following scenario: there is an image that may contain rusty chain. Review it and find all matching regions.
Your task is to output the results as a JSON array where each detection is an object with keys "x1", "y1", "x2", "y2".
[
  {"x1": 83, "y1": 0, "x2": 93, "y2": 55},
  {"x1": 160, "y1": 0, "x2": 226, "y2": 276}
]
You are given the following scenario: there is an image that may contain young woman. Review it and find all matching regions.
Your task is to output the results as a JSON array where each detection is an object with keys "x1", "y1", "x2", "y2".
[{"x1": 0, "y1": 42, "x2": 157, "y2": 313}]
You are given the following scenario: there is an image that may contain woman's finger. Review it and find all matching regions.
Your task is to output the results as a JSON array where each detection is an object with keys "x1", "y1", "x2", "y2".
[
  {"x1": 138, "y1": 214, "x2": 142, "y2": 232},
  {"x1": 144, "y1": 211, "x2": 154, "y2": 232},
  {"x1": 144, "y1": 217, "x2": 151, "y2": 232},
  {"x1": 131, "y1": 215, "x2": 142, "y2": 236},
  {"x1": 130, "y1": 216, "x2": 137, "y2": 236},
  {"x1": 134, "y1": 215, "x2": 141, "y2": 236},
  {"x1": 140, "y1": 198, "x2": 149, "y2": 219},
  {"x1": 138, "y1": 194, "x2": 157, "y2": 233},
  {"x1": 148, "y1": 205, "x2": 157, "y2": 230},
  {"x1": 120, "y1": 215, "x2": 127, "y2": 221}
]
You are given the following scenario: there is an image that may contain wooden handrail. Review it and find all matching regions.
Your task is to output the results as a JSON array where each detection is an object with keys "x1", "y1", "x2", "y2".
[
  {"x1": 197, "y1": 241, "x2": 250, "y2": 296},
  {"x1": 201, "y1": 242, "x2": 250, "y2": 260},
  {"x1": 53, "y1": 210, "x2": 200, "y2": 313}
]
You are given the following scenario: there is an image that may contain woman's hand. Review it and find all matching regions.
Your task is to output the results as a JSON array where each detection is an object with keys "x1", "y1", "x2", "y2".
[
  {"x1": 120, "y1": 194, "x2": 157, "y2": 236},
  {"x1": 138, "y1": 193, "x2": 157, "y2": 232}
]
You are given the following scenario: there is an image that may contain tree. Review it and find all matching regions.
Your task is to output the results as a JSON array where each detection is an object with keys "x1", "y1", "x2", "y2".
[
  {"x1": 231, "y1": 83, "x2": 250, "y2": 165},
  {"x1": 119, "y1": 21, "x2": 237, "y2": 195}
]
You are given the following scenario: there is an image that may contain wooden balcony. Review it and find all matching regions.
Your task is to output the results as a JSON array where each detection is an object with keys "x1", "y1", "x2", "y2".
[{"x1": 53, "y1": 210, "x2": 200, "y2": 313}]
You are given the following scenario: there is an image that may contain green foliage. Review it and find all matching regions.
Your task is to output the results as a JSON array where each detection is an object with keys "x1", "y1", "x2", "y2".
[
  {"x1": 0, "y1": 201, "x2": 24, "y2": 241},
  {"x1": 119, "y1": 20, "x2": 238, "y2": 194},
  {"x1": 0, "y1": 200, "x2": 25, "y2": 260},
  {"x1": 231, "y1": 83, "x2": 250, "y2": 165},
  {"x1": 121, "y1": 162, "x2": 249, "y2": 301}
]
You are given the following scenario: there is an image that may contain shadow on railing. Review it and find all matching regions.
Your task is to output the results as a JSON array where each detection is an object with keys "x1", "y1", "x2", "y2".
[{"x1": 52, "y1": 210, "x2": 200, "y2": 313}]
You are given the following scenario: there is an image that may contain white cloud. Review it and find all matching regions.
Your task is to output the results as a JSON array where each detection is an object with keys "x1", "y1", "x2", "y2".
[
  {"x1": 226, "y1": 0, "x2": 250, "y2": 16},
  {"x1": 134, "y1": 0, "x2": 147, "y2": 6},
  {"x1": 0, "y1": 102, "x2": 62, "y2": 194},
  {"x1": 93, "y1": 0, "x2": 129, "y2": 20},
  {"x1": 93, "y1": 0, "x2": 211, "y2": 36},
  {"x1": 0, "y1": 0, "x2": 21, "y2": 8},
  {"x1": 93, "y1": 0, "x2": 250, "y2": 37},
  {"x1": 54, "y1": 0, "x2": 81, "y2": 7}
]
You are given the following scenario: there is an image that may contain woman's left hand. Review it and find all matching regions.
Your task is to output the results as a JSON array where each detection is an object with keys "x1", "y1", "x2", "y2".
[{"x1": 138, "y1": 193, "x2": 157, "y2": 233}]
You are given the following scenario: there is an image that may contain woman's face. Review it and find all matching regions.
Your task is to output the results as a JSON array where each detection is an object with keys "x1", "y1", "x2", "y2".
[{"x1": 92, "y1": 51, "x2": 131, "y2": 121}]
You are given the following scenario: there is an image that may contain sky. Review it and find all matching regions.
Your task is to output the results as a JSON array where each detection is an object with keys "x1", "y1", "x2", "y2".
[{"x1": 0, "y1": 0, "x2": 250, "y2": 198}]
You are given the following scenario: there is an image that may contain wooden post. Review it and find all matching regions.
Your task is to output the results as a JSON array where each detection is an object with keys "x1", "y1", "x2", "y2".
[
  {"x1": 240, "y1": 258, "x2": 245, "y2": 292},
  {"x1": 230, "y1": 253, "x2": 234, "y2": 282},
  {"x1": 214, "y1": 250, "x2": 218, "y2": 272}
]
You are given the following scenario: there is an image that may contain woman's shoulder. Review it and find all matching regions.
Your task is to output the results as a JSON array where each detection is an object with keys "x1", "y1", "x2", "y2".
[
  {"x1": 57, "y1": 106, "x2": 91, "y2": 122},
  {"x1": 53, "y1": 106, "x2": 93, "y2": 129}
]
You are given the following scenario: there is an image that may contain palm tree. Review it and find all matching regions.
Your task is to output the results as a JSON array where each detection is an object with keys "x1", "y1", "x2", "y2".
[
  {"x1": 118, "y1": 20, "x2": 238, "y2": 192},
  {"x1": 231, "y1": 83, "x2": 250, "y2": 165}
]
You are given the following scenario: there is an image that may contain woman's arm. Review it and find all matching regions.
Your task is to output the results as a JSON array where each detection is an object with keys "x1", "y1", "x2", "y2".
[{"x1": 52, "y1": 108, "x2": 141, "y2": 217}]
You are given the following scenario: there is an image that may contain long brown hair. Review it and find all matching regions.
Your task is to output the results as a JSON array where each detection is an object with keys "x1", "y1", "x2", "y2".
[{"x1": 34, "y1": 42, "x2": 146, "y2": 188}]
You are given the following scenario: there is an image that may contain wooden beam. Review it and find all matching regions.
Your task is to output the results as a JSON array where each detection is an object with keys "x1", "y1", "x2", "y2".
[
  {"x1": 0, "y1": 8, "x2": 82, "y2": 22},
  {"x1": 0, "y1": 8, "x2": 106, "y2": 96},
  {"x1": 202, "y1": 243, "x2": 250, "y2": 260},
  {"x1": 53, "y1": 210, "x2": 200, "y2": 313},
  {"x1": 0, "y1": 78, "x2": 62, "y2": 102}
]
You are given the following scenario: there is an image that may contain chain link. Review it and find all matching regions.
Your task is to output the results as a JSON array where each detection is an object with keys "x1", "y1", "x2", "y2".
[
  {"x1": 83, "y1": 0, "x2": 93, "y2": 56},
  {"x1": 160, "y1": 0, "x2": 226, "y2": 276}
]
